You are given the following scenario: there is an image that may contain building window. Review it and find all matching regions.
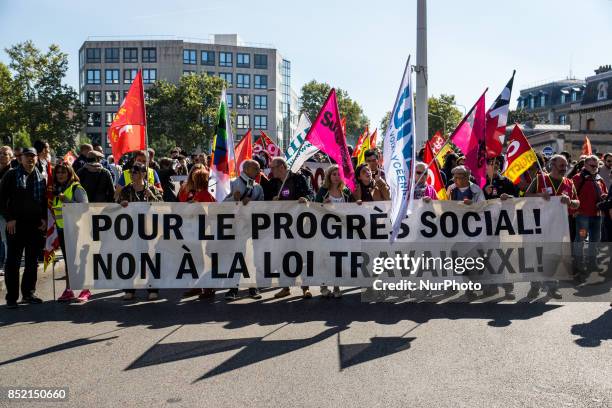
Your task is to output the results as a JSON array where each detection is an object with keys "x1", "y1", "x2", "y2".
[
  {"x1": 237, "y1": 94, "x2": 250, "y2": 109},
  {"x1": 254, "y1": 95, "x2": 267, "y2": 109},
  {"x1": 142, "y1": 48, "x2": 157, "y2": 63},
  {"x1": 540, "y1": 95, "x2": 546, "y2": 107},
  {"x1": 219, "y1": 52, "x2": 233, "y2": 67},
  {"x1": 183, "y1": 49, "x2": 196, "y2": 64},
  {"x1": 183, "y1": 70, "x2": 195, "y2": 76},
  {"x1": 206, "y1": 71, "x2": 215, "y2": 77},
  {"x1": 254, "y1": 75, "x2": 267, "y2": 89},
  {"x1": 86, "y1": 91, "x2": 101, "y2": 106},
  {"x1": 254, "y1": 115, "x2": 267, "y2": 130},
  {"x1": 86, "y1": 69, "x2": 101, "y2": 84},
  {"x1": 226, "y1": 93, "x2": 233, "y2": 108},
  {"x1": 105, "y1": 91, "x2": 119, "y2": 105},
  {"x1": 87, "y1": 132, "x2": 101, "y2": 145},
  {"x1": 571, "y1": 91, "x2": 577, "y2": 102},
  {"x1": 558, "y1": 114, "x2": 566, "y2": 125},
  {"x1": 219, "y1": 72, "x2": 233, "y2": 87},
  {"x1": 236, "y1": 114, "x2": 250, "y2": 129},
  {"x1": 529, "y1": 96, "x2": 534, "y2": 109},
  {"x1": 123, "y1": 48, "x2": 138, "y2": 63},
  {"x1": 587, "y1": 118, "x2": 596, "y2": 131},
  {"x1": 124, "y1": 69, "x2": 138, "y2": 84},
  {"x1": 560, "y1": 94, "x2": 566, "y2": 104},
  {"x1": 237, "y1": 53, "x2": 250, "y2": 68},
  {"x1": 87, "y1": 112, "x2": 101, "y2": 127},
  {"x1": 143, "y1": 68, "x2": 157, "y2": 84},
  {"x1": 86, "y1": 48, "x2": 101, "y2": 63},
  {"x1": 254, "y1": 54, "x2": 268, "y2": 69},
  {"x1": 123, "y1": 90, "x2": 129, "y2": 100},
  {"x1": 79, "y1": 49, "x2": 84, "y2": 69},
  {"x1": 597, "y1": 82, "x2": 608, "y2": 101},
  {"x1": 105, "y1": 48, "x2": 119, "y2": 63},
  {"x1": 105, "y1": 112, "x2": 116, "y2": 126},
  {"x1": 236, "y1": 74, "x2": 250, "y2": 88},
  {"x1": 201, "y1": 51, "x2": 215, "y2": 66},
  {"x1": 105, "y1": 69, "x2": 119, "y2": 84}
]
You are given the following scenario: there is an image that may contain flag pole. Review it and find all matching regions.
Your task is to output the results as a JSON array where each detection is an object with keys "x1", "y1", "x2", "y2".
[{"x1": 139, "y1": 69, "x2": 150, "y2": 173}]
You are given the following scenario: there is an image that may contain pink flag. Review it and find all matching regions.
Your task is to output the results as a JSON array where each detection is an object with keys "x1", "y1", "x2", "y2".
[
  {"x1": 305, "y1": 89, "x2": 355, "y2": 190},
  {"x1": 450, "y1": 89, "x2": 488, "y2": 188}
]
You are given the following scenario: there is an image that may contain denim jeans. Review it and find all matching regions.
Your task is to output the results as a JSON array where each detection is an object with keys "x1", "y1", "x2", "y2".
[{"x1": 574, "y1": 215, "x2": 602, "y2": 263}]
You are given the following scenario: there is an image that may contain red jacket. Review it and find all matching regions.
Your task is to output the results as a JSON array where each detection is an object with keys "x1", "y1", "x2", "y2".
[
  {"x1": 178, "y1": 188, "x2": 216, "y2": 203},
  {"x1": 572, "y1": 172, "x2": 607, "y2": 216}
]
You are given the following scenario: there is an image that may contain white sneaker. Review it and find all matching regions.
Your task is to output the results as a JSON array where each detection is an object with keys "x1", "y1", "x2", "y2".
[
  {"x1": 333, "y1": 287, "x2": 342, "y2": 298},
  {"x1": 320, "y1": 287, "x2": 331, "y2": 297},
  {"x1": 147, "y1": 292, "x2": 159, "y2": 301}
]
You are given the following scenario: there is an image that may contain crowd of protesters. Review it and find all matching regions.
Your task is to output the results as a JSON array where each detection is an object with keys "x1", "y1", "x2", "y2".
[{"x1": 1, "y1": 139, "x2": 612, "y2": 309}]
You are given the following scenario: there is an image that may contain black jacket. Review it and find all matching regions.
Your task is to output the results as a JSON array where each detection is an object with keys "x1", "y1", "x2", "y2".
[
  {"x1": 0, "y1": 166, "x2": 47, "y2": 224},
  {"x1": 72, "y1": 155, "x2": 88, "y2": 174},
  {"x1": 484, "y1": 174, "x2": 518, "y2": 199},
  {"x1": 76, "y1": 165, "x2": 115, "y2": 203},
  {"x1": 263, "y1": 171, "x2": 314, "y2": 201}
]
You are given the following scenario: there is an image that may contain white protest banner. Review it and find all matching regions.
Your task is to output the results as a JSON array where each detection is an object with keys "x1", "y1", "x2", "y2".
[{"x1": 63, "y1": 198, "x2": 570, "y2": 289}]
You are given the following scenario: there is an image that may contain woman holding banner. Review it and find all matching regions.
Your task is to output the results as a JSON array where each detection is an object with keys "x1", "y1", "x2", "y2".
[
  {"x1": 352, "y1": 163, "x2": 390, "y2": 203},
  {"x1": 315, "y1": 165, "x2": 352, "y2": 298},
  {"x1": 53, "y1": 162, "x2": 90, "y2": 303},
  {"x1": 177, "y1": 165, "x2": 217, "y2": 300},
  {"x1": 118, "y1": 162, "x2": 163, "y2": 301}
]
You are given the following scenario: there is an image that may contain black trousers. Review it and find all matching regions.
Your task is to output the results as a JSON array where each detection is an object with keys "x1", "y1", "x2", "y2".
[{"x1": 4, "y1": 223, "x2": 43, "y2": 303}]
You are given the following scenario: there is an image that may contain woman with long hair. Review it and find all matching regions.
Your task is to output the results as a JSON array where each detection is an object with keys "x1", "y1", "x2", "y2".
[
  {"x1": 315, "y1": 165, "x2": 351, "y2": 298},
  {"x1": 178, "y1": 166, "x2": 217, "y2": 300},
  {"x1": 352, "y1": 163, "x2": 390, "y2": 203},
  {"x1": 53, "y1": 162, "x2": 90, "y2": 302}
]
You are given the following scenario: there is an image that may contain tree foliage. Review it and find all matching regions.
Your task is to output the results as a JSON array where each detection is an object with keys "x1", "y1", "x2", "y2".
[
  {"x1": 508, "y1": 108, "x2": 541, "y2": 127},
  {"x1": 0, "y1": 41, "x2": 86, "y2": 154},
  {"x1": 299, "y1": 80, "x2": 369, "y2": 145},
  {"x1": 146, "y1": 73, "x2": 225, "y2": 155},
  {"x1": 427, "y1": 94, "x2": 463, "y2": 138}
]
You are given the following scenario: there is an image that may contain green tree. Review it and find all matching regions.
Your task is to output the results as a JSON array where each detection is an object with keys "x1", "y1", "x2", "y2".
[
  {"x1": 427, "y1": 94, "x2": 463, "y2": 138},
  {"x1": 146, "y1": 73, "x2": 225, "y2": 155},
  {"x1": 508, "y1": 108, "x2": 540, "y2": 127},
  {"x1": 299, "y1": 80, "x2": 369, "y2": 145},
  {"x1": 380, "y1": 111, "x2": 391, "y2": 137},
  {"x1": 3, "y1": 41, "x2": 85, "y2": 153},
  {"x1": 12, "y1": 128, "x2": 31, "y2": 148},
  {"x1": 378, "y1": 94, "x2": 463, "y2": 144}
]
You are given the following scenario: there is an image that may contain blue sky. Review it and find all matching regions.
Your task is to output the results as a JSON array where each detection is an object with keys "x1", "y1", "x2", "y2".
[{"x1": 1, "y1": 0, "x2": 611, "y2": 128}]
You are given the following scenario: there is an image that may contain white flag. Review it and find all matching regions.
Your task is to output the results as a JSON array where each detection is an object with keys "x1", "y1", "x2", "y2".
[
  {"x1": 284, "y1": 114, "x2": 318, "y2": 173},
  {"x1": 383, "y1": 57, "x2": 416, "y2": 241}
]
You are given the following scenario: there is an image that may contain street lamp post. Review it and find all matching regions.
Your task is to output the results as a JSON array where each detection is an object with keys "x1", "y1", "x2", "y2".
[{"x1": 428, "y1": 113, "x2": 446, "y2": 137}]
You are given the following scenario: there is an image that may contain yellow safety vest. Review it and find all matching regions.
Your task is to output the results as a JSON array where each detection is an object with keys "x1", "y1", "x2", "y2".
[
  {"x1": 52, "y1": 182, "x2": 81, "y2": 229},
  {"x1": 123, "y1": 168, "x2": 156, "y2": 186}
]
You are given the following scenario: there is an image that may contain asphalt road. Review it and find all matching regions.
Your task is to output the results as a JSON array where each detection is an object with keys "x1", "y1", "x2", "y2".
[{"x1": 0, "y1": 265, "x2": 611, "y2": 408}]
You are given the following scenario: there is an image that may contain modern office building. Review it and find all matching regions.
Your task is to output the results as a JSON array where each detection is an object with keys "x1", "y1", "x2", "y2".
[{"x1": 78, "y1": 34, "x2": 295, "y2": 153}]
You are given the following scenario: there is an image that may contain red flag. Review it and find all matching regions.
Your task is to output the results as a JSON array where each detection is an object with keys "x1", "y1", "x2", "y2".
[
  {"x1": 369, "y1": 128, "x2": 378, "y2": 148},
  {"x1": 485, "y1": 71, "x2": 515, "y2": 158},
  {"x1": 352, "y1": 126, "x2": 369, "y2": 158},
  {"x1": 450, "y1": 89, "x2": 488, "y2": 187},
  {"x1": 43, "y1": 207, "x2": 60, "y2": 272},
  {"x1": 108, "y1": 70, "x2": 147, "y2": 161},
  {"x1": 430, "y1": 131, "x2": 445, "y2": 155},
  {"x1": 254, "y1": 130, "x2": 281, "y2": 157},
  {"x1": 341, "y1": 117, "x2": 346, "y2": 135},
  {"x1": 235, "y1": 129, "x2": 253, "y2": 172},
  {"x1": 502, "y1": 125, "x2": 537, "y2": 183},
  {"x1": 582, "y1": 136, "x2": 592, "y2": 156},
  {"x1": 62, "y1": 151, "x2": 77, "y2": 166},
  {"x1": 424, "y1": 141, "x2": 448, "y2": 200}
]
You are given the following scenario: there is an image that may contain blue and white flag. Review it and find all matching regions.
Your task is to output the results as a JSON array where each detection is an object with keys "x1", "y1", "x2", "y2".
[{"x1": 383, "y1": 57, "x2": 416, "y2": 241}]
